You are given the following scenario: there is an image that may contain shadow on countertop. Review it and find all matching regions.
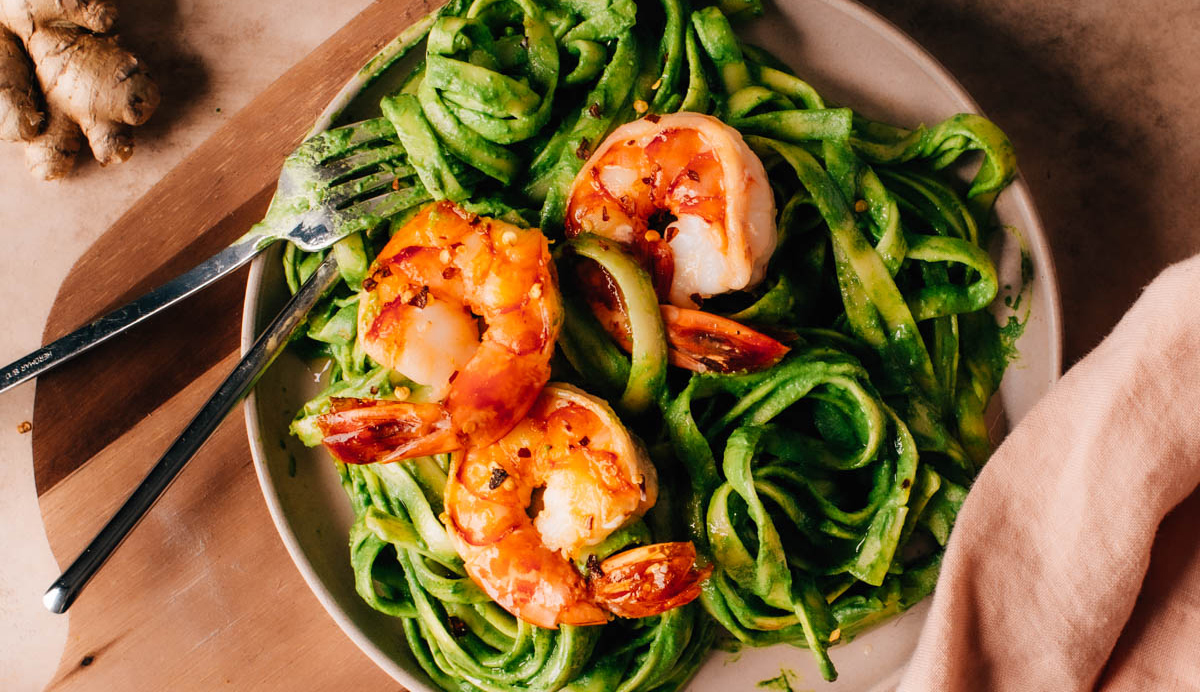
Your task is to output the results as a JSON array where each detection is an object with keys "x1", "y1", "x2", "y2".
[
  {"x1": 858, "y1": 0, "x2": 1200, "y2": 365},
  {"x1": 116, "y1": 0, "x2": 211, "y2": 142}
]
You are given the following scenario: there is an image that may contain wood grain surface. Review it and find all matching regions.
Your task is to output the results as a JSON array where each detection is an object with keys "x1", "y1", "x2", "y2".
[{"x1": 31, "y1": 0, "x2": 440, "y2": 688}]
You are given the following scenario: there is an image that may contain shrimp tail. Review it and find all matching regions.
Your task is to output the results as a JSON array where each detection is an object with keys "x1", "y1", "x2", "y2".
[
  {"x1": 578, "y1": 261, "x2": 789, "y2": 374},
  {"x1": 590, "y1": 542, "x2": 712, "y2": 619},
  {"x1": 662, "y1": 305, "x2": 790, "y2": 373},
  {"x1": 317, "y1": 398, "x2": 459, "y2": 464}
]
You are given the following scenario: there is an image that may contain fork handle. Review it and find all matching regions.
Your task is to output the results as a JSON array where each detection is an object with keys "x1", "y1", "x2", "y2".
[
  {"x1": 43, "y1": 255, "x2": 340, "y2": 614},
  {"x1": 0, "y1": 238, "x2": 268, "y2": 394}
]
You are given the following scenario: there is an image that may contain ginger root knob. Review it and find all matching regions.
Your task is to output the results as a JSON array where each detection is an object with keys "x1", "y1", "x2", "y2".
[{"x1": 0, "y1": 0, "x2": 160, "y2": 180}]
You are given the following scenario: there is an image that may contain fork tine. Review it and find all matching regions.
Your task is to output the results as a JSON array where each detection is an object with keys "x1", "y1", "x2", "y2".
[
  {"x1": 322, "y1": 143, "x2": 408, "y2": 182},
  {"x1": 293, "y1": 117, "x2": 397, "y2": 165},
  {"x1": 332, "y1": 117, "x2": 397, "y2": 150},
  {"x1": 270, "y1": 118, "x2": 427, "y2": 251},
  {"x1": 325, "y1": 165, "x2": 417, "y2": 209},
  {"x1": 342, "y1": 184, "x2": 432, "y2": 223}
]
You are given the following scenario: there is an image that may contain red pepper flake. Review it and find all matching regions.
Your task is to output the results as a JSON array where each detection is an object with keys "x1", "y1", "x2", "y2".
[
  {"x1": 407, "y1": 285, "x2": 429, "y2": 308},
  {"x1": 361, "y1": 276, "x2": 377, "y2": 291},
  {"x1": 575, "y1": 137, "x2": 591, "y2": 160},
  {"x1": 686, "y1": 169, "x2": 700, "y2": 181},
  {"x1": 588, "y1": 102, "x2": 603, "y2": 118},
  {"x1": 442, "y1": 266, "x2": 459, "y2": 280},
  {"x1": 601, "y1": 206, "x2": 609, "y2": 222},
  {"x1": 641, "y1": 175, "x2": 654, "y2": 186},
  {"x1": 391, "y1": 178, "x2": 400, "y2": 190},
  {"x1": 665, "y1": 226, "x2": 679, "y2": 241},
  {"x1": 854, "y1": 199, "x2": 868, "y2": 213},
  {"x1": 645, "y1": 113, "x2": 661, "y2": 123},
  {"x1": 448, "y1": 370, "x2": 459, "y2": 383},
  {"x1": 488, "y1": 467, "x2": 509, "y2": 490},
  {"x1": 626, "y1": 139, "x2": 635, "y2": 146},
  {"x1": 517, "y1": 447, "x2": 531, "y2": 458},
  {"x1": 586, "y1": 554, "x2": 604, "y2": 579},
  {"x1": 901, "y1": 478, "x2": 911, "y2": 490},
  {"x1": 369, "y1": 386, "x2": 379, "y2": 395},
  {"x1": 447, "y1": 617, "x2": 469, "y2": 637},
  {"x1": 579, "y1": 436, "x2": 590, "y2": 447}
]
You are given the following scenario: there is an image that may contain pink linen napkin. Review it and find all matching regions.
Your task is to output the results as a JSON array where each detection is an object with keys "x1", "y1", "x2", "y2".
[{"x1": 898, "y1": 256, "x2": 1200, "y2": 690}]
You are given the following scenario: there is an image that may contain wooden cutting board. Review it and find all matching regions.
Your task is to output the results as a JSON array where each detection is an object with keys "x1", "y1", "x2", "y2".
[{"x1": 31, "y1": 1, "x2": 442, "y2": 689}]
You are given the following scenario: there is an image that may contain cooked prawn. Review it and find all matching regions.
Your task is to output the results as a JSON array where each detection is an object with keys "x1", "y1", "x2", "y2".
[
  {"x1": 566, "y1": 112, "x2": 777, "y2": 308},
  {"x1": 316, "y1": 201, "x2": 562, "y2": 464},
  {"x1": 565, "y1": 113, "x2": 788, "y2": 373},
  {"x1": 443, "y1": 383, "x2": 710, "y2": 628}
]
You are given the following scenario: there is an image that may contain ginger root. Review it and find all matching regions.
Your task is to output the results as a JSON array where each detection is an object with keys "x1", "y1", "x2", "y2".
[{"x1": 0, "y1": 0, "x2": 159, "y2": 179}]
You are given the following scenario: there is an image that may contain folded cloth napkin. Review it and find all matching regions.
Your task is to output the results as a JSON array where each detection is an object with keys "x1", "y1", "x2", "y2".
[{"x1": 898, "y1": 257, "x2": 1200, "y2": 691}]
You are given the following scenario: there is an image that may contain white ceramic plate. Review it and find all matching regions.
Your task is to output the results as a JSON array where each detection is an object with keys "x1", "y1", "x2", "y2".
[{"x1": 241, "y1": 1, "x2": 1063, "y2": 689}]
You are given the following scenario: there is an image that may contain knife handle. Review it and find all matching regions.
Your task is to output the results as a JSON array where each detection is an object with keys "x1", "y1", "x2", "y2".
[
  {"x1": 1, "y1": 238, "x2": 265, "y2": 394},
  {"x1": 42, "y1": 255, "x2": 339, "y2": 614}
]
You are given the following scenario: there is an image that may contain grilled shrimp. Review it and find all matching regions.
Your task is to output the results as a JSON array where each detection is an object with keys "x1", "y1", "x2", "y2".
[
  {"x1": 566, "y1": 113, "x2": 788, "y2": 373},
  {"x1": 566, "y1": 112, "x2": 776, "y2": 308},
  {"x1": 444, "y1": 383, "x2": 710, "y2": 628},
  {"x1": 316, "y1": 201, "x2": 562, "y2": 464}
]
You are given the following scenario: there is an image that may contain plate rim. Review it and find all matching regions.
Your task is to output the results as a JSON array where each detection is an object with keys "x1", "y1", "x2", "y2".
[{"x1": 240, "y1": 0, "x2": 1064, "y2": 688}]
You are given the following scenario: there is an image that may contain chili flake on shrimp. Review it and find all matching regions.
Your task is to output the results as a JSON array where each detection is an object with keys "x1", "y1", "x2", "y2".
[{"x1": 316, "y1": 201, "x2": 562, "y2": 464}]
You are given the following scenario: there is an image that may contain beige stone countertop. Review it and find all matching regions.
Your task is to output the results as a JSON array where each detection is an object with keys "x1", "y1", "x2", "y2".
[
  {"x1": 2, "y1": 0, "x2": 1198, "y2": 690},
  {"x1": 0, "y1": 2, "x2": 376, "y2": 689}
]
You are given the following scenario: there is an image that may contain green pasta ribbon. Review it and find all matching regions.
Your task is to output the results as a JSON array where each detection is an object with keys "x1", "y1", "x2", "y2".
[
  {"x1": 665, "y1": 348, "x2": 951, "y2": 682},
  {"x1": 561, "y1": 233, "x2": 668, "y2": 415}
]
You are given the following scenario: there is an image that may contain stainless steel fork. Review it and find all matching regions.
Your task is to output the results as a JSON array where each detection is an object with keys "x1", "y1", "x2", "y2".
[{"x1": 0, "y1": 117, "x2": 426, "y2": 394}]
